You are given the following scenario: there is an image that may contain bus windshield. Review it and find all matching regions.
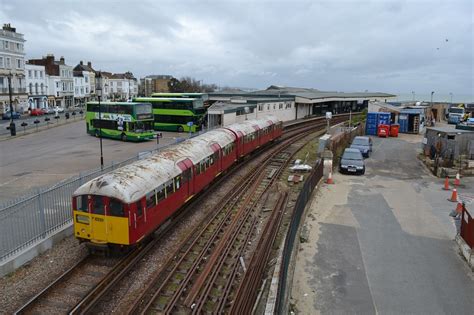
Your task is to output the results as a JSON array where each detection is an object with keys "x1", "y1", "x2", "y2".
[
  {"x1": 136, "y1": 103, "x2": 152, "y2": 115},
  {"x1": 448, "y1": 108, "x2": 464, "y2": 114}
]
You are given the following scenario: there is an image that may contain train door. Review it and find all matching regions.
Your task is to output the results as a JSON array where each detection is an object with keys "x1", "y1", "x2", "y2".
[
  {"x1": 90, "y1": 195, "x2": 107, "y2": 243},
  {"x1": 210, "y1": 143, "x2": 222, "y2": 174},
  {"x1": 132, "y1": 199, "x2": 146, "y2": 236},
  {"x1": 177, "y1": 158, "x2": 194, "y2": 198}
]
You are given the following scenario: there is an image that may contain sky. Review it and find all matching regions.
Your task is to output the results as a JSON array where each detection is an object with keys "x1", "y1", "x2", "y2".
[{"x1": 1, "y1": 0, "x2": 473, "y2": 100}]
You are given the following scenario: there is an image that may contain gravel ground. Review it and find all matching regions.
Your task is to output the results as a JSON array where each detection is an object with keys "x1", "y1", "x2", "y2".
[{"x1": 0, "y1": 237, "x2": 88, "y2": 313}]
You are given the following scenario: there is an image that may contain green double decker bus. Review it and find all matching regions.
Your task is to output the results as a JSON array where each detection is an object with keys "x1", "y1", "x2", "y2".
[
  {"x1": 151, "y1": 92, "x2": 209, "y2": 102},
  {"x1": 133, "y1": 97, "x2": 206, "y2": 132},
  {"x1": 86, "y1": 102, "x2": 155, "y2": 142}
]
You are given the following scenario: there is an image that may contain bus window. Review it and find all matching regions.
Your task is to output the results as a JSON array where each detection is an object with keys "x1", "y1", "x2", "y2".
[
  {"x1": 109, "y1": 198, "x2": 124, "y2": 217},
  {"x1": 92, "y1": 195, "x2": 105, "y2": 215},
  {"x1": 76, "y1": 195, "x2": 88, "y2": 212}
]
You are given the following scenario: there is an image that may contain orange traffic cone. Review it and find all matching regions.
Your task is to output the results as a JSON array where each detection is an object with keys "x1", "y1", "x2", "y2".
[
  {"x1": 454, "y1": 173, "x2": 460, "y2": 187},
  {"x1": 455, "y1": 201, "x2": 463, "y2": 214},
  {"x1": 442, "y1": 177, "x2": 450, "y2": 190},
  {"x1": 448, "y1": 188, "x2": 458, "y2": 202},
  {"x1": 327, "y1": 171, "x2": 334, "y2": 184}
]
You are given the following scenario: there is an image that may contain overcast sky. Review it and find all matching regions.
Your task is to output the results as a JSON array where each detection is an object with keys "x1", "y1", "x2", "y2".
[{"x1": 1, "y1": 0, "x2": 473, "y2": 99}]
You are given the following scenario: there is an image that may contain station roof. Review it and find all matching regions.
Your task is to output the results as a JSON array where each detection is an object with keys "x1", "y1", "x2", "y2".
[
  {"x1": 426, "y1": 127, "x2": 474, "y2": 134},
  {"x1": 210, "y1": 85, "x2": 396, "y2": 103},
  {"x1": 208, "y1": 101, "x2": 257, "y2": 114}
]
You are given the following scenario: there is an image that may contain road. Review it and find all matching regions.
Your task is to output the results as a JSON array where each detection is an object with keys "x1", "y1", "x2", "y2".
[
  {"x1": 0, "y1": 120, "x2": 186, "y2": 203},
  {"x1": 291, "y1": 134, "x2": 474, "y2": 314}
]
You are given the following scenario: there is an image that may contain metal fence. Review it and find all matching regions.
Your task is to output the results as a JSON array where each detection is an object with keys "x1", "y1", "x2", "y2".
[
  {"x1": 460, "y1": 204, "x2": 473, "y2": 249},
  {"x1": 0, "y1": 129, "x2": 213, "y2": 262},
  {"x1": 275, "y1": 159, "x2": 324, "y2": 314}
]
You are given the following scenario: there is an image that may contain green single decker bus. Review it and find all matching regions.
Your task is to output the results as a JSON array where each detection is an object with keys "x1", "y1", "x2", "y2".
[
  {"x1": 134, "y1": 97, "x2": 206, "y2": 132},
  {"x1": 86, "y1": 101, "x2": 155, "y2": 142}
]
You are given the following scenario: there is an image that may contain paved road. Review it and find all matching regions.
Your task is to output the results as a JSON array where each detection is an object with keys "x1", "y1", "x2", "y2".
[
  {"x1": 291, "y1": 134, "x2": 474, "y2": 314},
  {"x1": 0, "y1": 120, "x2": 186, "y2": 203}
]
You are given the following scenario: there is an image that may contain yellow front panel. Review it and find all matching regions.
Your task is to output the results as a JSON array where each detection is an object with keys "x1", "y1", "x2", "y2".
[{"x1": 73, "y1": 211, "x2": 129, "y2": 245}]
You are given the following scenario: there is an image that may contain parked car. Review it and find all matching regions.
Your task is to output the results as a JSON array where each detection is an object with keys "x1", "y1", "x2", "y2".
[
  {"x1": 45, "y1": 107, "x2": 55, "y2": 114},
  {"x1": 54, "y1": 106, "x2": 65, "y2": 113},
  {"x1": 339, "y1": 148, "x2": 365, "y2": 175},
  {"x1": 350, "y1": 136, "x2": 372, "y2": 157},
  {"x1": 30, "y1": 108, "x2": 45, "y2": 116},
  {"x1": 2, "y1": 111, "x2": 21, "y2": 120}
]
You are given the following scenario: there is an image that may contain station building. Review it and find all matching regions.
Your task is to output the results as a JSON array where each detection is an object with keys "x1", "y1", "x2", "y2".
[{"x1": 207, "y1": 86, "x2": 395, "y2": 128}]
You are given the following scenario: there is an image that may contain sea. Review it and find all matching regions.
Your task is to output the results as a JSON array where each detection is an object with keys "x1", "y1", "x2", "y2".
[{"x1": 392, "y1": 93, "x2": 473, "y2": 104}]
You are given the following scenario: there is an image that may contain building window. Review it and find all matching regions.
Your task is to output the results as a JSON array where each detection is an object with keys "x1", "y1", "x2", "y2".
[
  {"x1": 0, "y1": 57, "x2": 4, "y2": 68},
  {"x1": 35, "y1": 83, "x2": 39, "y2": 94},
  {"x1": 6, "y1": 57, "x2": 11, "y2": 68},
  {"x1": 279, "y1": 103, "x2": 283, "y2": 109},
  {"x1": 4, "y1": 41, "x2": 8, "y2": 49},
  {"x1": 258, "y1": 104, "x2": 263, "y2": 111},
  {"x1": 56, "y1": 82, "x2": 59, "y2": 88},
  {"x1": 28, "y1": 70, "x2": 32, "y2": 78},
  {"x1": 0, "y1": 77, "x2": 4, "y2": 87},
  {"x1": 40, "y1": 83, "x2": 44, "y2": 93},
  {"x1": 40, "y1": 71, "x2": 43, "y2": 78},
  {"x1": 16, "y1": 43, "x2": 20, "y2": 50},
  {"x1": 29, "y1": 83, "x2": 33, "y2": 93},
  {"x1": 85, "y1": 76, "x2": 88, "y2": 83},
  {"x1": 34, "y1": 70, "x2": 38, "y2": 78}
]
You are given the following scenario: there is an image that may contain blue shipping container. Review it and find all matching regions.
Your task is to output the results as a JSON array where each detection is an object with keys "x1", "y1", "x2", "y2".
[
  {"x1": 398, "y1": 114, "x2": 408, "y2": 132},
  {"x1": 378, "y1": 112, "x2": 391, "y2": 125},
  {"x1": 367, "y1": 112, "x2": 378, "y2": 123}
]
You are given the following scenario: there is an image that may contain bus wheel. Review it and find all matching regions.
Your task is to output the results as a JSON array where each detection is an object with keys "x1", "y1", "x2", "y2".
[
  {"x1": 121, "y1": 133, "x2": 127, "y2": 141},
  {"x1": 178, "y1": 126, "x2": 184, "y2": 132}
]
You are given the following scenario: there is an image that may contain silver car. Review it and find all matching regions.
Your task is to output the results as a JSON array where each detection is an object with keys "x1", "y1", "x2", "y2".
[{"x1": 350, "y1": 136, "x2": 372, "y2": 158}]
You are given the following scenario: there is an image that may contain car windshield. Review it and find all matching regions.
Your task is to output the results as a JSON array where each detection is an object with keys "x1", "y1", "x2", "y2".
[
  {"x1": 342, "y1": 151, "x2": 362, "y2": 160},
  {"x1": 449, "y1": 108, "x2": 464, "y2": 114},
  {"x1": 352, "y1": 139, "x2": 368, "y2": 145}
]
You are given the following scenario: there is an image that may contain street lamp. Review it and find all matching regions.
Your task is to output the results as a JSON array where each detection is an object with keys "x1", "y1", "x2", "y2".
[
  {"x1": 431, "y1": 91, "x2": 435, "y2": 106},
  {"x1": 449, "y1": 92, "x2": 453, "y2": 104},
  {"x1": 7, "y1": 72, "x2": 16, "y2": 136},
  {"x1": 96, "y1": 71, "x2": 104, "y2": 170}
]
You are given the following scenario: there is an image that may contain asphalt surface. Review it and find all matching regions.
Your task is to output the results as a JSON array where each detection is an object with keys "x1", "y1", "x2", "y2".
[
  {"x1": 0, "y1": 120, "x2": 186, "y2": 203},
  {"x1": 291, "y1": 134, "x2": 474, "y2": 314}
]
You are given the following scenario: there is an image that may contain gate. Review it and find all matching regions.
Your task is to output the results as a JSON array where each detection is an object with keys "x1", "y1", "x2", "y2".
[{"x1": 460, "y1": 205, "x2": 474, "y2": 249}]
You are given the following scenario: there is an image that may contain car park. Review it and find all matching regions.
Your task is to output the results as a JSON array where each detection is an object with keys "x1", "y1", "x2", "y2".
[
  {"x1": 339, "y1": 148, "x2": 365, "y2": 175},
  {"x1": 350, "y1": 136, "x2": 372, "y2": 157},
  {"x1": 2, "y1": 111, "x2": 21, "y2": 120}
]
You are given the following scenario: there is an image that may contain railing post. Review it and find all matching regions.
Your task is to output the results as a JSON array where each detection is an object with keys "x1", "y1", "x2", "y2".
[{"x1": 37, "y1": 188, "x2": 47, "y2": 238}]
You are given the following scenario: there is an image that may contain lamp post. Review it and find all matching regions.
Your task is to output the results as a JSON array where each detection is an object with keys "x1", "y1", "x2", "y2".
[
  {"x1": 7, "y1": 72, "x2": 16, "y2": 136},
  {"x1": 430, "y1": 91, "x2": 434, "y2": 107},
  {"x1": 96, "y1": 71, "x2": 104, "y2": 170},
  {"x1": 449, "y1": 92, "x2": 453, "y2": 104}
]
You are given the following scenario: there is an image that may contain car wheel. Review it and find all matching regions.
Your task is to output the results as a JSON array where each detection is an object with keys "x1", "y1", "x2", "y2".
[
  {"x1": 361, "y1": 169, "x2": 365, "y2": 175},
  {"x1": 178, "y1": 126, "x2": 184, "y2": 132},
  {"x1": 121, "y1": 133, "x2": 127, "y2": 141}
]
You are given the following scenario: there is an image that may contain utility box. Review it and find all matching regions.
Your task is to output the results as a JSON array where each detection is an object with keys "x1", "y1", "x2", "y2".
[{"x1": 318, "y1": 134, "x2": 331, "y2": 154}]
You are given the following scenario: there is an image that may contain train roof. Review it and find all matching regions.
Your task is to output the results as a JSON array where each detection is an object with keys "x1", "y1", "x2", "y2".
[
  {"x1": 225, "y1": 116, "x2": 279, "y2": 136},
  {"x1": 73, "y1": 128, "x2": 236, "y2": 203}
]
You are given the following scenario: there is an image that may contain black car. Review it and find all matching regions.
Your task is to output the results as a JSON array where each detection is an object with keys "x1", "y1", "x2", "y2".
[
  {"x1": 339, "y1": 148, "x2": 365, "y2": 175},
  {"x1": 350, "y1": 136, "x2": 372, "y2": 157}
]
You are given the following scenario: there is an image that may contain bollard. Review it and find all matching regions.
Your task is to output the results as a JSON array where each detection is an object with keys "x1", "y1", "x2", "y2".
[{"x1": 34, "y1": 119, "x2": 40, "y2": 131}]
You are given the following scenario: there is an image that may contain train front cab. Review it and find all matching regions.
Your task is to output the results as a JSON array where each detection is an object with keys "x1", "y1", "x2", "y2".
[{"x1": 73, "y1": 195, "x2": 130, "y2": 249}]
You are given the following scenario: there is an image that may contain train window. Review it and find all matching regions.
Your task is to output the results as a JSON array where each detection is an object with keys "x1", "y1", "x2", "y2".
[
  {"x1": 76, "y1": 195, "x2": 88, "y2": 212},
  {"x1": 146, "y1": 191, "x2": 156, "y2": 209},
  {"x1": 206, "y1": 157, "x2": 211, "y2": 168},
  {"x1": 92, "y1": 196, "x2": 105, "y2": 215},
  {"x1": 109, "y1": 198, "x2": 124, "y2": 217},
  {"x1": 157, "y1": 186, "x2": 165, "y2": 202},
  {"x1": 175, "y1": 176, "x2": 181, "y2": 190},
  {"x1": 136, "y1": 201, "x2": 143, "y2": 217},
  {"x1": 165, "y1": 181, "x2": 174, "y2": 197}
]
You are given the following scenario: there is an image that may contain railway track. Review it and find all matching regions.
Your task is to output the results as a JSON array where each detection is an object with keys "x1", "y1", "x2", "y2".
[
  {"x1": 14, "y1": 113, "x2": 358, "y2": 314},
  {"x1": 126, "y1": 116, "x2": 336, "y2": 314}
]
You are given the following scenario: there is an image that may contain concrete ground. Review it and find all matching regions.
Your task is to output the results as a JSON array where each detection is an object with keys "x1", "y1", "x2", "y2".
[
  {"x1": 291, "y1": 133, "x2": 474, "y2": 314},
  {"x1": 0, "y1": 120, "x2": 188, "y2": 203}
]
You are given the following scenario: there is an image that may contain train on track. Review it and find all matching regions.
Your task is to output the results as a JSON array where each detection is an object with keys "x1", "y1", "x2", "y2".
[{"x1": 72, "y1": 117, "x2": 283, "y2": 251}]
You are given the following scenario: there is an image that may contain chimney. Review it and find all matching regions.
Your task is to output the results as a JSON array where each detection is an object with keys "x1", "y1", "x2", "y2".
[
  {"x1": 46, "y1": 54, "x2": 54, "y2": 63},
  {"x1": 80, "y1": 60, "x2": 83, "y2": 65},
  {"x1": 59, "y1": 56, "x2": 65, "y2": 64},
  {"x1": 87, "y1": 61, "x2": 92, "y2": 68}
]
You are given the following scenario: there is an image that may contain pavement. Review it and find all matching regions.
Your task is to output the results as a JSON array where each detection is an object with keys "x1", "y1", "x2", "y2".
[
  {"x1": 0, "y1": 120, "x2": 188, "y2": 203},
  {"x1": 290, "y1": 133, "x2": 474, "y2": 314}
]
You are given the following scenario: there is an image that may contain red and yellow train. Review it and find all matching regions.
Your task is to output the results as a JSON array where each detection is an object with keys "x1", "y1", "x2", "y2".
[{"x1": 72, "y1": 117, "x2": 283, "y2": 250}]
